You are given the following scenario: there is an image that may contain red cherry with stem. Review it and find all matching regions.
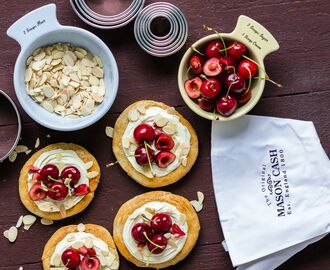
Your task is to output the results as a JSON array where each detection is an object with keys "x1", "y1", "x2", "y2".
[
  {"x1": 227, "y1": 42, "x2": 246, "y2": 62},
  {"x1": 73, "y1": 184, "x2": 90, "y2": 196},
  {"x1": 29, "y1": 183, "x2": 47, "y2": 201},
  {"x1": 197, "y1": 98, "x2": 215, "y2": 112},
  {"x1": 225, "y1": 73, "x2": 246, "y2": 94},
  {"x1": 47, "y1": 182, "x2": 68, "y2": 200},
  {"x1": 151, "y1": 213, "x2": 172, "y2": 233},
  {"x1": 203, "y1": 57, "x2": 223, "y2": 76},
  {"x1": 135, "y1": 146, "x2": 154, "y2": 166},
  {"x1": 216, "y1": 95, "x2": 238, "y2": 116},
  {"x1": 40, "y1": 164, "x2": 59, "y2": 184},
  {"x1": 133, "y1": 124, "x2": 155, "y2": 143},
  {"x1": 200, "y1": 77, "x2": 221, "y2": 99},
  {"x1": 81, "y1": 256, "x2": 100, "y2": 270},
  {"x1": 188, "y1": 55, "x2": 204, "y2": 74},
  {"x1": 238, "y1": 59, "x2": 258, "y2": 79},
  {"x1": 61, "y1": 248, "x2": 80, "y2": 268},
  {"x1": 60, "y1": 166, "x2": 81, "y2": 186},
  {"x1": 237, "y1": 88, "x2": 252, "y2": 106},
  {"x1": 155, "y1": 151, "x2": 176, "y2": 168},
  {"x1": 171, "y1": 223, "x2": 186, "y2": 237},
  {"x1": 219, "y1": 57, "x2": 236, "y2": 74},
  {"x1": 147, "y1": 234, "x2": 168, "y2": 254},
  {"x1": 155, "y1": 134, "x2": 174, "y2": 151},
  {"x1": 184, "y1": 77, "x2": 202, "y2": 99},
  {"x1": 131, "y1": 223, "x2": 154, "y2": 243},
  {"x1": 205, "y1": 40, "x2": 224, "y2": 58}
]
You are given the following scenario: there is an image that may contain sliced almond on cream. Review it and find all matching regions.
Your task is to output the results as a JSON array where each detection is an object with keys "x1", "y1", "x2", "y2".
[
  {"x1": 167, "y1": 239, "x2": 178, "y2": 248},
  {"x1": 163, "y1": 124, "x2": 177, "y2": 135},
  {"x1": 87, "y1": 171, "x2": 99, "y2": 178},
  {"x1": 52, "y1": 253, "x2": 61, "y2": 266},
  {"x1": 84, "y1": 161, "x2": 93, "y2": 170},
  {"x1": 137, "y1": 105, "x2": 146, "y2": 114},
  {"x1": 181, "y1": 157, "x2": 187, "y2": 167},
  {"x1": 84, "y1": 238, "x2": 93, "y2": 248},
  {"x1": 122, "y1": 137, "x2": 130, "y2": 149},
  {"x1": 72, "y1": 241, "x2": 84, "y2": 249},
  {"x1": 155, "y1": 116, "x2": 169, "y2": 127},
  {"x1": 127, "y1": 109, "x2": 140, "y2": 122}
]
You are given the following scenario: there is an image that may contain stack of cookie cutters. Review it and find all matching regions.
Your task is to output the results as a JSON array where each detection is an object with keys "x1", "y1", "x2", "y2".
[
  {"x1": 70, "y1": 0, "x2": 146, "y2": 29},
  {"x1": 133, "y1": 2, "x2": 188, "y2": 57},
  {"x1": 0, "y1": 90, "x2": 21, "y2": 162}
]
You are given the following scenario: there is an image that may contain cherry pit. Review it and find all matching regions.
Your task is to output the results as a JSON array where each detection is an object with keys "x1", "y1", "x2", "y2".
[{"x1": 28, "y1": 164, "x2": 90, "y2": 202}]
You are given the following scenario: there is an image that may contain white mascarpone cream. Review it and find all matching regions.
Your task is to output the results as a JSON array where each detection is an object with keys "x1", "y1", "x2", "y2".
[
  {"x1": 123, "y1": 202, "x2": 188, "y2": 264},
  {"x1": 27, "y1": 149, "x2": 89, "y2": 212},
  {"x1": 122, "y1": 106, "x2": 191, "y2": 178},
  {"x1": 50, "y1": 231, "x2": 118, "y2": 269}
]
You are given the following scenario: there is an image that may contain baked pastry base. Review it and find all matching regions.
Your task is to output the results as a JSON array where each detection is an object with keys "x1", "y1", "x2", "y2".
[
  {"x1": 19, "y1": 143, "x2": 100, "y2": 220},
  {"x1": 42, "y1": 224, "x2": 119, "y2": 270},
  {"x1": 112, "y1": 100, "x2": 198, "y2": 188},
  {"x1": 113, "y1": 191, "x2": 200, "y2": 269}
]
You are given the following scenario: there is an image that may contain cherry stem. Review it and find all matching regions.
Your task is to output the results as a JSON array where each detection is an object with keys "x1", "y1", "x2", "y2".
[
  {"x1": 143, "y1": 232, "x2": 164, "y2": 249},
  {"x1": 226, "y1": 83, "x2": 233, "y2": 98},
  {"x1": 242, "y1": 55, "x2": 282, "y2": 88},
  {"x1": 246, "y1": 67, "x2": 252, "y2": 91},
  {"x1": 203, "y1": 24, "x2": 228, "y2": 56},
  {"x1": 200, "y1": 74, "x2": 209, "y2": 81},
  {"x1": 186, "y1": 66, "x2": 192, "y2": 75},
  {"x1": 191, "y1": 46, "x2": 204, "y2": 56},
  {"x1": 144, "y1": 141, "x2": 155, "y2": 176},
  {"x1": 48, "y1": 175, "x2": 62, "y2": 183},
  {"x1": 218, "y1": 44, "x2": 234, "y2": 52},
  {"x1": 141, "y1": 214, "x2": 152, "y2": 222},
  {"x1": 225, "y1": 65, "x2": 236, "y2": 74}
]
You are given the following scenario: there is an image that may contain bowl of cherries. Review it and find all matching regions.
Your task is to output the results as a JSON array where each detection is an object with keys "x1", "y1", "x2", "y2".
[{"x1": 178, "y1": 15, "x2": 281, "y2": 121}]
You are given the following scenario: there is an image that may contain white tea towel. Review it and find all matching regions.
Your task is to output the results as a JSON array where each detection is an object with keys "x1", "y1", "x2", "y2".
[{"x1": 211, "y1": 115, "x2": 330, "y2": 269}]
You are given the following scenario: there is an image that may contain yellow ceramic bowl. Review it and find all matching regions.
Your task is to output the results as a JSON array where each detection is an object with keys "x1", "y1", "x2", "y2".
[{"x1": 178, "y1": 15, "x2": 279, "y2": 121}]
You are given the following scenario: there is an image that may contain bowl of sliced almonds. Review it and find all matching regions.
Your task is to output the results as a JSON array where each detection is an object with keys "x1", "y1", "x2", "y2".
[{"x1": 7, "y1": 4, "x2": 119, "y2": 131}]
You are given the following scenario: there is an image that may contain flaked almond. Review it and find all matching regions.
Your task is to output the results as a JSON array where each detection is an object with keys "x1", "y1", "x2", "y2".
[
  {"x1": 197, "y1": 191, "x2": 205, "y2": 204},
  {"x1": 137, "y1": 105, "x2": 146, "y2": 114},
  {"x1": 105, "y1": 126, "x2": 114, "y2": 138},
  {"x1": 190, "y1": 200, "x2": 203, "y2": 212},
  {"x1": 25, "y1": 68, "x2": 33, "y2": 82},
  {"x1": 3, "y1": 230, "x2": 9, "y2": 239},
  {"x1": 99, "y1": 254, "x2": 107, "y2": 266},
  {"x1": 72, "y1": 241, "x2": 84, "y2": 249},
  {"x1": 92, "y1": 67, "x2": 104, "y2": 78},
  {"x1": 41, "y1": 218, "x2": 54, "y2": 225},
  {"x1": 67, "y1": 235, "x2": 76, "y2": 242},
  {"x1": 111, "y1": 260, "x2": 119, "y2": 270},
  {"x1": 167, "y1": 239, "x2": 178, "y2": 248},
  {"x1": 87, "y1": 171, "x2": 99, "y2": 178},
  {"x1": 163, "y1": 124, "x2": 176, "y2": 135},
  {"x1": 23, "y1": 215, "x2": 36, "y2": 225},
  {"x1": 52, "y1": 253, "x2": 61, "y2": 266},
  {"x1": 177, "y1": 213, "x2": 186, "y2": 226},
  {"x1": 25, "y1": 149, "x2": 32, "y2": 155},
  {"x1": 59, "y1": 204, "x2": 66, "y2": 218},
  {"x1": 77, "y1": 223, "x2": 85, "y2": 232},
  {"x1": 166, "y1": 107, "x2": 176, "y2": 114},
  {"x1": 84, "y1": 161, "x2": 93, "y2": 170},
  {"x1": 8, "y1": 226, "x2": 18, "y2": 242},
  {"x1": 16, "y1": 215, "x2": 23, "y2": 228},
  {"x1": 155, "y1": 116, "x2": 169, "y2": 127},
  {"x1": 8, "y1": 151, "x2": 17, "y2": 162},
  {"x1": 35, "y1": 137, "x2": 40, "y2": 149},
  {"x1": 164, "y1": 233, "x2": 172, "y2": 239},
  {"x1": 84, "y1": 238, "x2": 94, "y2": 248},
  {"x1": 181, "y1": 157, "x2": 187, "y2": 167},
  {"x1": 128, "y1": 109, "x2": 140, "y2": 122},
  {"x1": 106, "y1": 254, "x2": 115, "y2": 266},
  {"x1": 32, "y1": 59, "x2": 46, "y2": 71},
  {"x1": 15, "y1": 145, "x2": 28, "y2": 153}
]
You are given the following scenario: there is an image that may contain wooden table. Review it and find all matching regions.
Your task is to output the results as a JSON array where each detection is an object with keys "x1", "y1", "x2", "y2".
[{"x1": 0, "y1": 0, "x2": 329, "y2": 269}]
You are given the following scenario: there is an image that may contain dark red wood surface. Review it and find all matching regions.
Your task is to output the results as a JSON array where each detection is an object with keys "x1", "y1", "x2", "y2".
[{"x1": 0, "y1": 0, "x2": 329, "y2": 269}]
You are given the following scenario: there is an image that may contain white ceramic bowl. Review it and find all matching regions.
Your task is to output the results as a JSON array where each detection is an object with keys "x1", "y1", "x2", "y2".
[
  {"x1": 178, "y1": 15, "x2": 279, "y2": 121},
  {"x1": 7, "y1": 4, "x2": 119, "y2": 131}
]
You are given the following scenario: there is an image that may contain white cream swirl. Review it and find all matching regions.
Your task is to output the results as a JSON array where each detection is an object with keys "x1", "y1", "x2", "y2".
[
  {"x1": 122, "y1": 107, "x2": 191, "y2": 178},
  {"x1": 123, "y1": 202, "x2": 188, "y2": 264},
  {"x1": 50, "y1": 232, "x2": 117, "y2": 269},
  {"x1": 27, "y1": 149, "x2": 89, "y2": 212}
]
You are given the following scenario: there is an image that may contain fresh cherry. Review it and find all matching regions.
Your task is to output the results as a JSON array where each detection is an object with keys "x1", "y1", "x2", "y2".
[
  {"x1": 237, "y1": 88, "x2": 252, "y2": 106},
  {"x1": 155, "y1": 134, "x2": 174, "y2": 151},
  {"x1": 73, "y1": 184, "x2": 90, "y2": 196},
  {"x1": 219, "y1": 57, "x2": 236, "y2": 74},
  {"x1": 135, "y1": 146, "x2": 154, "y2": 166},
  {"x1": 227, "y1": 42, "x2": 246, "y2": 62},
  {"x1": 147, "y1": 234, "x2": 167, "y2": 254},
  {"x1": 60, "y1": 166, "x2": 81, "y2": 185},
  {"x1": 133, "y1": 124, "x2": 155, "y2": 143},
  {"x1": 184, "y1": 77, "x2": 202, "y2": 99},
  {"x1": 40, "y1": 164, "x2": 59, "y2": 184},
  {"x1": 188, "y1": 55, "x2": 204, "y2": 74},
  {"x1": 29, "y1": 183, "x2": 47, "y2": 201},
  {"x1": 28, "y1": 165, "x2": 40, "y2": 172},
  {"x1": 47, "y1": 182, "x2": 68, "y2": 201},
  {"x1": 81, "y1": 256, "x2": 100, "y2": 270},
  {"x1": 205, "y1": 40, "x2": 224, "y2": 58},
  {"x1": 61, "y1": 248, "x2": 80, "y2": 268},
  {"x1": 171, "y1": 223, "x2": 186, "y2": 237},
  {"x1": 87, "y1": 248, "x2": 96, "y2": 257},
  {"x1": 203, "y1": 57, "x2": 222, "y2": 76},
  {"x1": 197, "y1": 98, "x2": 215, "y2": 112},
  {"x1": 131, "y1": 223, "x2": 154, "y2": 243},
  {"x1": 32, "y1": 172, "x2": 41, "y2": 182},
  {"x1": 225, "y1": 73, "x2": 246, "y2": 94},
  {"x1": 151, "y1": 213, "x2": 172, "y2": 233},
  {"x1": 238, "y1": 59, "x2": 258, "y2": 78},
  {"x1": 155, "y1": 151, "x2": 176, "y2": 168},
  {"x1": 216, "y1": 95, "x2": 238, "y2": 116},
  {"x1": 200, "y1": 78, "x2": 221, "y2": 99}
]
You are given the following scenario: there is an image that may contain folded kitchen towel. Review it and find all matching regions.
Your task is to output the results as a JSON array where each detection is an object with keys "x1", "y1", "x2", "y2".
[{"x1": 211, "y1": 115, "x2": 330, "y2": 269}]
